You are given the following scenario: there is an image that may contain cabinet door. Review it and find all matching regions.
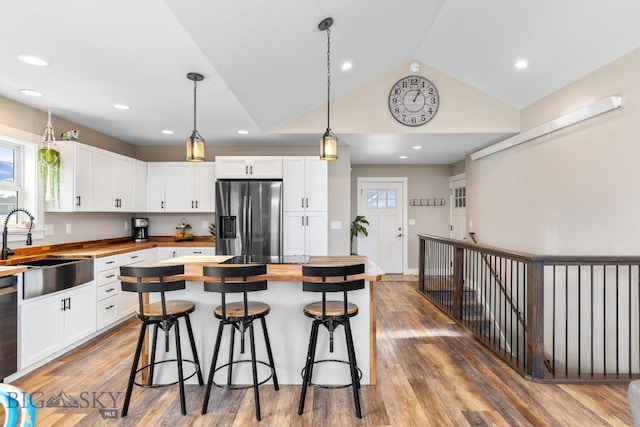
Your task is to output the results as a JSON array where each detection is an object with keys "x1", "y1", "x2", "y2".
[
  {"x1": 157, "y1": 247, "x2": 177, "y2": 261},
  {"x1": 92, "y1": 149, "x2": 117, "y2": 211},
  {"x1": 20, "y1": 295, "x2": 64, "y2": 369},
  {"x1": 305, "y1": 211, "x2": 328, "y2": 255},
  {"x1": 114, "y1": 155, "x2": 136, "y2": 211},
  {"x1": 63, "y1": 285, "x2": 96, "y2": 345},
  {"x1": 176, "y1": 247, "x2": 215, "y2": 256},
  {"x1": 215, "y1": 157, "x2": 250, "y2": 179},
  {"x1": 283, "y1": 212, "x2": 306, "y2": 256},
  {"x1": 305, "y1": 158, "x2": 328, "y2": 211},
  {"x1": 135, "y1": 160, "x2": 147, "y2": 212},
  {"x1": 146, "y1": 163, "x2": 166, "y2": 212},
  {"x1": 250, "y1": 157, "x2": 283, "y2": 178},
  {"x1": 194, "y1": 163, "x2": 216, "y2": 211},
  {"x1": 63, "y1": 284, "x2": 96, "y2": 345},
  {"x1": 164, "y1": 163, "x2": 195, "y2": 212},
  {"x1": 74, "y1": 143, "x2": 94, "y2": 211},
  {"x1": 283, "y1": 157, "x2": 306, "y2": 211}
]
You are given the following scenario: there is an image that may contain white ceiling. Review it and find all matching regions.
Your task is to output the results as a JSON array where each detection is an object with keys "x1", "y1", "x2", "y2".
[{"x1": 2, "y1": 0, "x2": 640, "y2": 164}]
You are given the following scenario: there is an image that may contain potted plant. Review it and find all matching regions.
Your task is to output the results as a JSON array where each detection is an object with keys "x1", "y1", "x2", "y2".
[{"x1": 350, "y1": 215, "x2": 369, "y2": 255}]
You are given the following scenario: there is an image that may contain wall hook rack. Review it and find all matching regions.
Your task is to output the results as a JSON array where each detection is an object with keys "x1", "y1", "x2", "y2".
[{"x1": 409, "y1": 197, "x2": 445, "y2": 207}]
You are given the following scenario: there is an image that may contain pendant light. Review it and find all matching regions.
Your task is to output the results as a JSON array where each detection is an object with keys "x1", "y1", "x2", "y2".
[
  {"x1": 186, "y1": 72, "x2": 205, "y2": 162},
  {"x1": 318, "y1": 17, "x2": 338, "y2": 161}
]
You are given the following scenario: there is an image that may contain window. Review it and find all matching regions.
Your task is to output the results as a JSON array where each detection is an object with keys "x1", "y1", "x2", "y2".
[
  {"x1": 454, "y1": 187, "x2": 466, "y2": 208},
  {"x1": 367, "y1": 189, "x2": 397, "y2": 209},
  {"x1": 0, "y1": 142, "x2": 21, "y2": 220}
]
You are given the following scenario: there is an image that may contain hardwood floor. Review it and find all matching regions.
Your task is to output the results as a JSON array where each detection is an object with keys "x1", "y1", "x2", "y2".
[{"x1": 7, "y1": 280, "x2": 634, "y2": 426}]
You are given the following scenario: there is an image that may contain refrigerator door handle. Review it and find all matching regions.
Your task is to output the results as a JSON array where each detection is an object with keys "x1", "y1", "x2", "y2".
[{"x1": 243, "y1": 195, "x2": 252, "y2": 255}]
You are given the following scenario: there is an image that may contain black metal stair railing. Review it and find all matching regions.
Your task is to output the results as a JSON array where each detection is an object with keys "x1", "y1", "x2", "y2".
[{"x1": 418, "y1": 233, "x2": 640, "y2": 383}]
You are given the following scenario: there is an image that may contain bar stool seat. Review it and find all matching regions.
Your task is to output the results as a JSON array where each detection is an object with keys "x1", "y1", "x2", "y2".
[
  {"x1": 303, "y1": 301, "x2": 359, "y2": 317},
  {"x1": 201, "y1": 264, "x2": 279, "y2": 421},
  {"x1": 141, "y1": 300, "x2": 195, "y2": 317},
  {"x1": 298, "y1": 263, "x2": 366, "y2": 419},
  {"x1": 119, "y1": 264, "x2": 204, "y2": 417},
  {"x1": 214, "y1": 301, "x2": 270, "y2": 318}
]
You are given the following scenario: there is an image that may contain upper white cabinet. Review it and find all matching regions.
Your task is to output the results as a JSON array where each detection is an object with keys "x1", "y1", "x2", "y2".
[
  {"x1": 93, "y1": 148, "x2": 136, "y2": 211},
  {"x1": 135, "y1": 160, "x2": 147, "y2": 212},
  {"x1": 215, "y1": 156, "x2": 282, "y2": 179},
  {"x1": 46, "y1": 142, "x2": 139, "y2": 212},
  {"x1": 283, "y1": 157, "x2": 327, "y2": 212},
  {"x1": 147, "y1": 162, "x2": 216, "y2": 213},
  {"x1": 45, "y1": 142, "x2": 93, "y2": 212}
]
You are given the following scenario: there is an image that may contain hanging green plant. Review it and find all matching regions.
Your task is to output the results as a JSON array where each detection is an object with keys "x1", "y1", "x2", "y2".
[
  {"x1": 38, "y1": 110, "x2": 62, "y2": 207},
  {"x1": 38, "y1": 146, "x2": 61, "y2": 207}
]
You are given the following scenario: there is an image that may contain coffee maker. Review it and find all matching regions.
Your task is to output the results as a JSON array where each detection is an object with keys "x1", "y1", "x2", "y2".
[{"x1": 131, "y1": 218, "x2": 149, "y2": 242}]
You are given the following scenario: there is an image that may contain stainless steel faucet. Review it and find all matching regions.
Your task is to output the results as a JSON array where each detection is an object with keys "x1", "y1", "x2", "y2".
[{"x1": 2, "y1": 208, "x2": 35, "y2": 260}]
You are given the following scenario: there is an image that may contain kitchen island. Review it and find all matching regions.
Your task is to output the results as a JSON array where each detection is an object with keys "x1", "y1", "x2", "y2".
[{"x1": 142, "y1": 255, "x2": 383, "y2": 386}]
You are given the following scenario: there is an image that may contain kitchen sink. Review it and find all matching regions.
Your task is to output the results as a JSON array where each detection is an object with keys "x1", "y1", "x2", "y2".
[{"x1": 18, "y1": 258, "x2": 94, "y2": 299}]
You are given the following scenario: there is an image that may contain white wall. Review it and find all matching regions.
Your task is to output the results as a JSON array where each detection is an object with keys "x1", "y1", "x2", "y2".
[{"x1": 466, "y1": 47, "x2": 640, "y2": 255}]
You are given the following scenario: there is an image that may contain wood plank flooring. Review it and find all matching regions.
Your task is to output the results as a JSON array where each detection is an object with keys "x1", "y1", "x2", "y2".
[{"x1": 6, "y1": 280, "x2": 634, "y2": 426}]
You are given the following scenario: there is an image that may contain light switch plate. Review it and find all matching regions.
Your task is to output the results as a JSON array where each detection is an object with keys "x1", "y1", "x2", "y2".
[
  {"x1": 330, "y1": 221, "x2": 342, "y2": 229},
  {"x1": 409, "y1": 219, "x2": 416, "y2": 226}
]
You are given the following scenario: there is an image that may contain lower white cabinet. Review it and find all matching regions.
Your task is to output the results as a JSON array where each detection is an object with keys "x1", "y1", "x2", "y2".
[
  {"x1": 283, "y1": 211, "x2": 328, "y2": 256},
  {"x1": 20, "y1": 283, "x2": 96, "y2": 370},
  {"x1": 158, "y1": 247, "x2": 215, "y2": 260},
  {"x1": 96, "y1": 248, "x2": 157, "y2": 330}
]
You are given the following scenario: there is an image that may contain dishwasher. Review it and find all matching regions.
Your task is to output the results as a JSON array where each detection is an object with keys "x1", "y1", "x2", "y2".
[{"x1": 0, "y1": 274, "x2": 17, "y2": 380}]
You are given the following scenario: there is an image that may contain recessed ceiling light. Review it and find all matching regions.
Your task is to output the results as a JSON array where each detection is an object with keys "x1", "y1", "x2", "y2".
[
  {"x1": 113, "y1": 104, "x2": 130, "y2": 110},
  {"x1": 237, "y1": 130, "x2": 249, "y2": 135},
  {"x1": 18, "y1": 88, "x2": 43, "y2": 97},
  {"x1": 412, "y1": 145, "x2": 422, "y2": 150},
  {"x1": 399, "y1": 155, "x2": 408, "y2": 159},
  {"x1": 17, "y1": 55, "x2": 48, "y2": 67},
  {"x1": 341, "y1": 61, "x2": 352, "y2": 71},
  {"x1": 161, "y1": 130, "x2": 174, "y2": 135},
  {"x1": 410, "y1": 62, "x2": 420, "y2": 72},
  {"x1": 514, "y1": 59, "x2": 528, "y2": 69}
]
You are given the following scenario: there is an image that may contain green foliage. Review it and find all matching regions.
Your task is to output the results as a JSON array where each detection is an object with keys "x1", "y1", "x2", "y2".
[
  {"x1": 38, "y1": 147, "x2": 61, "y2": 208},
  {"x1": 350, "y1": 215, "x2": 369, "y2": 255}
]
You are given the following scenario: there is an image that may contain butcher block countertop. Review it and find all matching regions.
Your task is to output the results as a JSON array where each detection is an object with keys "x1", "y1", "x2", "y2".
[
  {"x1": 0, "y1": 236, "x2": 215, "y2": 265},
  {"x1": 0, "y1": 265, "x2": 27, "y2": 277},
  {"x1": 156, "y1": 255, "x2": 385, "y2": 282}
]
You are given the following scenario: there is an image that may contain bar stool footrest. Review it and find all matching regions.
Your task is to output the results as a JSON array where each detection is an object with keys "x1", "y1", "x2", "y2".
[
  {"x1": 213, "y1": 359, "x2": 275, "y2": 390},
  {"x1": 300, "y1": 359, "x2": 362, "y2": 389},
  {"x1": 134, "y1": 359, "x2": 201, "y2": 388}
]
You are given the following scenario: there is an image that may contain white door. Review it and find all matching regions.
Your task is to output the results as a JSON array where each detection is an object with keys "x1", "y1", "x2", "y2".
[
  {"x1": 357, "y1": 179, "x2": 405, "y2": 274},
  {"x1": 450, "y1": 175, "x2": 467, "y2": 240}
]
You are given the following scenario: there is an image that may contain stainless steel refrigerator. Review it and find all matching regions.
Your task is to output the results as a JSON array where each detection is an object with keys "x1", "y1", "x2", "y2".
[{"x1": 215, "y1": 180, "x2": 283, "y2": 256}]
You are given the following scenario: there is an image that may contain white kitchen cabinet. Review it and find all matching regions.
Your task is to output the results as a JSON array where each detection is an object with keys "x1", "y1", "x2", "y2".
[
  {"x1": 20, "y1": 283, "x2": 96, "y2": 369},
  {"x1": 283, "y1": 157, "x2": 327, "y2": 212},
  {"x1": 215, "y1": 156, "x2": 282, "y2": 179},
  {"x1": 135, "y1": 160, "x2": 147, "y2": 211},
  {"x1": 283, "y1": 211, "x2": 328, "y2": 256},
  {"x1": 93, "y1": 148, "x2": 136, "y2": 211},
  {"x1": 147, "y1": 162, "x2": 216, "y2": 212},
  {"x1": 45, "y1": 141, "x2": 94, "y2": 212},
  {"x1": 157, "y1": 246, "x2": 214, "y2": 260}
]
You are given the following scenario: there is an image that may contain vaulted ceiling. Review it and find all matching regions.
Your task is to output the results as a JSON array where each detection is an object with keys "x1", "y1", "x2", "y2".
[{"x1": 2, "y1": 0, "x2": 640, "y2": 164}]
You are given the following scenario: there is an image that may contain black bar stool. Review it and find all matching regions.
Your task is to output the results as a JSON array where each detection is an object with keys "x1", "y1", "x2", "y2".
[
  {"x1": 201, "y1": 264, "x2": 279, "y2": 421},
  {"x1": 298, "y1": 263, "x2": 365, "y2": 418},
  {"x1": 119, "y1": 264, "x2": 204, "y2": 416}
]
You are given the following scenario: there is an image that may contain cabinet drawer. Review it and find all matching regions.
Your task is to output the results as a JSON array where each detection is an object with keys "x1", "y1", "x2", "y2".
[
  {"x1": 97, "y1": 256, "x2": 119, "y2": 272},
  {"x1": 119, "y1": 251, "x2": 144, "y2": 266},
  {"x1": 97, "y1": 268, "x2": 119, "y2": 287},
  {"x1": 97, "y1": 296, "x2": 118, "y2": 329},
  {"x1": 97, "y1": 282, "x2": 119, "y2": 301}
]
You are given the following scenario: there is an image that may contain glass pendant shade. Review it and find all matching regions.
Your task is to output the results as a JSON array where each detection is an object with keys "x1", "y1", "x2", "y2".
[
  {"x1": 186, "y1": 131, "x2": 205, "y2": 162},
  {"x1": 320, "y1": 129, "x2": 338, "y2": 161}
]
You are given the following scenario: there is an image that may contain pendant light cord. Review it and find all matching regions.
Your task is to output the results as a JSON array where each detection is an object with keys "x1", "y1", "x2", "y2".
[
  {"x1": 326, "y1": 27, "x2": 331, "y2": 131},
  {"x1": 193, "y1": 79, "x2": 198, "y2": 134}
]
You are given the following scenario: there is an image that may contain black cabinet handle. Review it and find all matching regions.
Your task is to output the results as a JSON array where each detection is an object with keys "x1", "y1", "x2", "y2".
[
  {"x1": 76, "y1": 196, "x2": 81, "y2": 207},
  {"x1": 105, "y1": 287, "x2": 115, "y2": 293},
  {"x1": 106, "y1": 304, "x2": 115, "y2": 310}
]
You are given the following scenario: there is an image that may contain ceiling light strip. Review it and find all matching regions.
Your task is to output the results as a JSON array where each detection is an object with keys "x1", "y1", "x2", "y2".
[{"x1": 470, "y1": 96, "x2": 623, "y2": 161}]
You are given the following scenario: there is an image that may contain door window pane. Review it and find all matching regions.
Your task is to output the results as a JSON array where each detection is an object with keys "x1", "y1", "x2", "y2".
[{"x1": 367, "y1": 188, "x2": 398, "y2": 208}]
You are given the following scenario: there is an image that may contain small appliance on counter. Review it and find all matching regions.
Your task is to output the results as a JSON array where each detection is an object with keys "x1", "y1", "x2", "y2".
[{"x1": 131, "y1": 217, "x2": 149, "y2": 242}]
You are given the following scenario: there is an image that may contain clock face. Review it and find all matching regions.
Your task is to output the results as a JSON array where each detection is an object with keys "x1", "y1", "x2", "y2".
[{"x1": 388, "y1": 75, "x2": 439, "y2": 127}]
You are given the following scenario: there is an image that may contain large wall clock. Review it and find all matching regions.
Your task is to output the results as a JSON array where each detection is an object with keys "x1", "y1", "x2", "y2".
[{"x1": 388, "y1": 75, "x2": 439, "y2": 127}]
